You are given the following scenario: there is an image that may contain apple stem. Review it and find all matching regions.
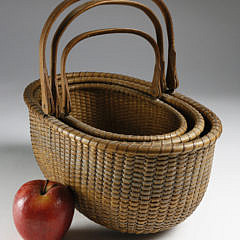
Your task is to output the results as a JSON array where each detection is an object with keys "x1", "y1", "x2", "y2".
[{"x1": 41, "y1": 180, "x2": 49, "y2": 195}]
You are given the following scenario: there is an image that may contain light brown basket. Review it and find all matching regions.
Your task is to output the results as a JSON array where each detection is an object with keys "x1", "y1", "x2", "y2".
[
  {"x1": 59, "y1": 28, "x2": 188, "y2": 142},
  {"x1": 41, "y1": 0, "x2": 205, "y2": 144},
  {"x1": 24, "y1": 0, "x2": 222, "y2": 234},
  {"x1": 60, "y1": 78, "x2": 205, "y2": 144},
  {"x1": 24, "y1": 74, "x2": 222, "y2": 234}
]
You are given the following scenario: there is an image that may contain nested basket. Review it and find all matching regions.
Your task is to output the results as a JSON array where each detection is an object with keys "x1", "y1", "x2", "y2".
[
  {"x1": 59, "y1": 28, "x2": 189, "y2": 142},
  {"x1": 40, "y1": 0, "x2": 205, "y2": 144},
  {"x1": 59, "y1": 28, "x2": 206, "y2": 143},
  {"x1": 24, "y1": 0, "x2": 222, "y2": 234}
]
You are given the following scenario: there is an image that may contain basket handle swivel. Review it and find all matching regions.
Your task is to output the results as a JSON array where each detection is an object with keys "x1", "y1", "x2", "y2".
[{"x1": 59, "y1": 28, "x2": 162, "y2": 116}]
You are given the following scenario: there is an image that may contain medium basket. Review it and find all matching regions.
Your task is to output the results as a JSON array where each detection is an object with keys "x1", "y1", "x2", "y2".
[
  {"x1": 58, "y1": 26, "x2": 205, "y2": 143},
  {"x1": 60, "y1": 76, "x2": 205, "y2": 144},
  {"x1": 24, "y1": 0, "x2": 222, "y2": 234}
]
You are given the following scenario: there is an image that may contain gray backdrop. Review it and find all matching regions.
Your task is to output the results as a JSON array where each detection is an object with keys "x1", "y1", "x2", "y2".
[{"x1": 0, "y1": 0, "x2": 239, "y2": 239}]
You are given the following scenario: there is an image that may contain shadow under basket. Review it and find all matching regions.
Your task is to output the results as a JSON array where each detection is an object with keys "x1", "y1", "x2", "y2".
[{"x1": 24, "y1": 72, "x2": 222, "y2": 234}]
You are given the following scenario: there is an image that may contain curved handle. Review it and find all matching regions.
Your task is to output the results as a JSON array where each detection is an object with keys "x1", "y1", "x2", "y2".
[
  {"x1": 39, "y1": 0, "x2": 177, "y2": 115},
  {"x1": 60, "y1": 28, "x2": 162, "y2": 115},
  {"x1": 51, "y1": 0, "x2": 167, "y2": 116}
]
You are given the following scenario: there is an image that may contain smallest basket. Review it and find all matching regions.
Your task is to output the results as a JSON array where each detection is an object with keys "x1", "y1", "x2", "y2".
[{"x1": 59, "y1": 28, "x2": 188, "y2": 142}]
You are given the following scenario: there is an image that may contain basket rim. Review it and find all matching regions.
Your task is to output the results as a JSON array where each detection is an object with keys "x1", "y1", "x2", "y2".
[
  {"x1": 24, "y1": 72, "x2": 222, "y2": 155},
  {"x1": 62, "y1": 82, "x2": 189, "y2": 141},
  {"x1": 64, "y1": 81, "x2": 204, "y2": 144},
  {"x1": 62, "y1": 72, "x2": 206, "y2": 144}
]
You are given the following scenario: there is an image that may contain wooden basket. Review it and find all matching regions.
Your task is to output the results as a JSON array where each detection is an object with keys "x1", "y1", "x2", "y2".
[
  {"x1": 24, "y1": 0, "x2": 222, "y2": 234},
  {"x1": 61, "y1": 78, "x2": 205, "y2": 144},
  {"x1": 59, "y1": 28, "x2": 189, "y2": 142}
]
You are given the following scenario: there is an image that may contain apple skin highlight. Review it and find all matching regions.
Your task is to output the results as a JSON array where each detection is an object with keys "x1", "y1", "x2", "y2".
[{"x1": 13, "y1": 180, "x2": 75, "y2": 240}]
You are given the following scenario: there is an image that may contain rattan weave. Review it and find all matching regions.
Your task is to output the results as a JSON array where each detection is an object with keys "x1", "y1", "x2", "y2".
[
  {"x1": 24, "y1": 73, "x2": 222, "y2": 233},
  {"x1": 24, "y1": 0, "x2": 222, "y2": 234},
  {"x1": 60, "y1": 75, "x2": 205, "y2": 144},
  {"x1": 59, "y1": 28, "x2": 188, "y2": 141}
]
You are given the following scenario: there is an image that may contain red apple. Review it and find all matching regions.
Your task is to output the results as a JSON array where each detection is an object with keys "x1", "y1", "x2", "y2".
[{"x1": 13, "y1": 180, "x2": 75, "y2": 240}]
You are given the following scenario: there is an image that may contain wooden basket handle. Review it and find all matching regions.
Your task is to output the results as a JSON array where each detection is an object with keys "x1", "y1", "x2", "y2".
[
  {"x1": 51, "y1": 0, "x2": 167, "y2": 116},
  {"x1": 60, "y1": 28, "x2": 162, "y2": 116},
  {"x1": 39, "y1": 0, "x2": 177, "y2": 115},
  {"x1": 40, "y1": 0, "x2": 165, "y2": 115},
  {"x1": 151, "y1": 0, "x2": 178, "y2": 91}
]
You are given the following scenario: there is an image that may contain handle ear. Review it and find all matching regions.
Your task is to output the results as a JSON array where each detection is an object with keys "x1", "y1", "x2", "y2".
[
  {"x1": 60, "y1": 28, "x2": 162, "y2": 115},
  {"x1": 151, "y1": 0, "x2": 179, "y2": 91}
]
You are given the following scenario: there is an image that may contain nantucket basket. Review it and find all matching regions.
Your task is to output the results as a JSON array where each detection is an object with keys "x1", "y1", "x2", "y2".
[
  {"x1": 24, "y1": 0, "x2": 222, "y2": 234},
  {"x1": 59, "y1": 27, "x2": 205, "y2": 144}
]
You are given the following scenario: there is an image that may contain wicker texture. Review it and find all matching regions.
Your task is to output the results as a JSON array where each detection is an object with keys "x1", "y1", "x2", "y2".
[
  {"x1": 59, "y1": 28, "x2": 187, "y2": 141},
  {"x1": 24, "y1": 73, "x2": 222, "y2": 234},
  {"x1": 61, "y1": 74, "x2": 205, "y2": 144},
  {"x1": 24, "y1": 0, "x2": 222, "y2": 234},
  {"x1": 67, "y1": 84, "x2": 187, "y2": 140}
]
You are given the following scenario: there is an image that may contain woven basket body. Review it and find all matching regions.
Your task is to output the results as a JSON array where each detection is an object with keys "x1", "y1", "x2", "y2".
[
  {"x1": 24, "y1": 72, "x2": 222, "y2": 234},
  {"x1": 25, "y1": 0, "x2": 222, "y2": 234}
]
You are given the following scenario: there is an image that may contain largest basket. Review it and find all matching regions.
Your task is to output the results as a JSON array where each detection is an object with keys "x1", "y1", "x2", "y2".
[{"x1": 24, "y1": 0, "x2": 222, "y2": 234}]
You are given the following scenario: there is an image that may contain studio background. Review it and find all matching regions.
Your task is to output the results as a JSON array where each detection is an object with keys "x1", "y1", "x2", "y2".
[{"x1": 0, "y1": 0, "x2": 239, "y2": 239}]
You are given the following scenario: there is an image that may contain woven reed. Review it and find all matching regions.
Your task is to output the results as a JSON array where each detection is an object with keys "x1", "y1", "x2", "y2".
[
  {"x1": 60, "y1": 73, "x2": 205, "y2": 144},
  {"x1": 24, "y1": 0, "x2": 222, "y2": 234},
  {"x1": 24, "y1": 73, "x2": 222, "y2": 234},
  {"x1": 58, "y1": 28, "x2": 189, "y2": 142},
  {"x1": 64, "y1": 83, "x2": 188, "y2": 141}
]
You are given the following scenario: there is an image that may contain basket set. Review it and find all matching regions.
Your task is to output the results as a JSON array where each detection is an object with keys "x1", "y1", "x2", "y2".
[{"x1": 24, "y1": 0, "x2": 222, "y2": 234}]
